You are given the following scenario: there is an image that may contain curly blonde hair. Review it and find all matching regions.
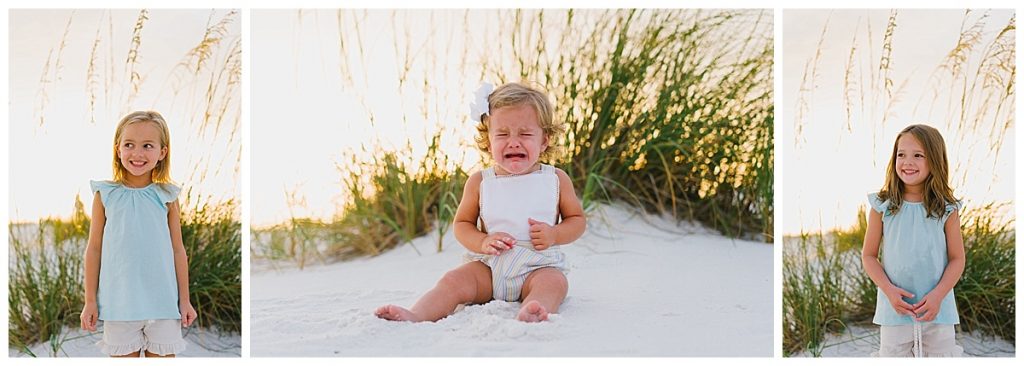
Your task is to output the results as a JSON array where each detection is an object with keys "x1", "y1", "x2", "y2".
[{"x1": 474, "y1": 82, "x2": 565, "y2": 162}]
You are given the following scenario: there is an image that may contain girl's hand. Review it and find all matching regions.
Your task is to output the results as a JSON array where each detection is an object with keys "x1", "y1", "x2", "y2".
[
  {"x1": 180, "y1": 302, "x2": 198, "y2": 327},
  {"x1": 527, "y1": 218, "x2": 556, "y2": 251},
  {"x1": 479, "y1": 232, "x2": 515, "y2": 255},
  {"x1": 912, "y1": 291, "x2": 944, "y2": 322},
  {"x1": 80, "y1": 302, "x2": 98, "y2": 332},
  {"x1": 882, "y1": 285, "x2": 916, "y2": 316}
]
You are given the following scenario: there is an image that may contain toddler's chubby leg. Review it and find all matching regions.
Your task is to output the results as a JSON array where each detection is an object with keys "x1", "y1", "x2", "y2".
[
  {"x1": 517, "y1": 267, "x2": 568, "y2": 323},
  {"x1": 375, "y1": 261, "x2": 493, "y2": 322}
]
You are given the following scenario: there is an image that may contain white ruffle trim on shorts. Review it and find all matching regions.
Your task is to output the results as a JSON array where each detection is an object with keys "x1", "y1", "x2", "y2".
[
  {"x1": 145, "y1": 340, "x2": 187, "y2": 356},
  {"x1": 98, "y1": 339, "x2": 145, "y2": 356},
  {"x1": 96, "y1": 339, "x2": 186, "y2": 356}
]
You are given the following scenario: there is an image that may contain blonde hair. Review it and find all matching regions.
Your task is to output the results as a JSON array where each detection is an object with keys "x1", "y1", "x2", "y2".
[
  {"x1": 475, "y1": 82, "x2": 565, "y2": 161},
  {"x1": 111, "y1": 111, "x2": 172, "y2": 184},
  {"x1": 877, "y1": 124, "x2": 958, "y2": 218}
]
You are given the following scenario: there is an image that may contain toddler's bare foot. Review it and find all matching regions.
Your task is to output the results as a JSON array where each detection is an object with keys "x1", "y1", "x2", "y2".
[
  {"x1": 516, "y1": 300, "x2": 549, "y2": 322},
  {"x1": 375, "y1": 304, "x2": 421, "y2": 322}
]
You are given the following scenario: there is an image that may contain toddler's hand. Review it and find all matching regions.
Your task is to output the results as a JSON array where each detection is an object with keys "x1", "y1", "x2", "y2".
[
  {"x1": 912, "y1": 290, "x2": 944, "y2": 322},
  {"x1": 528, "y1": 218, "x2": 556, "y2": 251},
  {"x1": 882, "y1": 285, "x2": 916, "y2": 317},
  {"x1": 480, "y1": 232, "x2": 515, "y2": 255},
  {"x1": 80, "y1": 302, "x2": 98, "y2": 332},
  {"x1": 180, "y1": 301, "x2": 198, "y2": 327}
]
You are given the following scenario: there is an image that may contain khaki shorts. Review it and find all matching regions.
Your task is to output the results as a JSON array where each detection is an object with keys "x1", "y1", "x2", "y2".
[
  {"x1": 99, "y1": 319, "x2": 186, "y2": 356},
  {"x1": 877, "y1": 323, "x2": 963, "y2": 357}
]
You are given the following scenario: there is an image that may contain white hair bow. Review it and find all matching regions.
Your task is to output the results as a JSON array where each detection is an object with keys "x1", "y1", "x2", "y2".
[{"x1": 469, "y1": 82, "x2": 494, "y2": 122}]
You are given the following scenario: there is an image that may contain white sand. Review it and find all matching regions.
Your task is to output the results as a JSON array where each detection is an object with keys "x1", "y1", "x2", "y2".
[
  {"x1": 251, "y1": 204, "x2": 773, "y2": 356},
  {"x1": 790, "y1": 323, "x2": 1015, "y2": 357},
  {"x1": 9, "y1": 327, "x2": 240, "y2": 357}
]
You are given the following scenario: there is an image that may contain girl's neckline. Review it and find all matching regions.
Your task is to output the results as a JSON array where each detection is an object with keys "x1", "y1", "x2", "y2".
[
  {"x1": 121, "y1": 182, "x2": 156, "y2": 190},
  {"x1": 493, "y1": 164, "x2": 544, "y2": 178}
]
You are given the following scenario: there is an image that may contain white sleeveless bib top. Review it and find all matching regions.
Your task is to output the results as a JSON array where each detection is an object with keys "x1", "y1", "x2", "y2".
[
  {"x1": 470, "y1": 164, "x2": 568, "y2": 301},
  {"x1": 479, "y1": 164, "x2": 560, "y2": 244}
]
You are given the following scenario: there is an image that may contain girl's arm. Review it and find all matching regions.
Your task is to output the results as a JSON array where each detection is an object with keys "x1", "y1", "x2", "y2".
[
  {"x1": 552, "y1": 168, "x2": 585, "y2": 244},
  {"x1": 528, "y1": 168, "x2": 586, "y2": 249},
  {"x1": 912, "y1": 210, "x2": 966, "y2": 321},
  {"x1": 453, "y1": 172, "x2": 514, "y2": 255},
  {"x1": 861, "y1": 209, "x2": 915, "y2": 316},
  {"x1": 168, "y1": 200, "x2": 197, "y2": 327},
  {"x1": 934, "y1": 210, "x2": 967, "y2": 295},
  {"x1": 80, "y1": 192, "x2": 105, "y2": 331}
]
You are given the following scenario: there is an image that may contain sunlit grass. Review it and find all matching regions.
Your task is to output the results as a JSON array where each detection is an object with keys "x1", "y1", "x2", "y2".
[
  {"x1": 252, "y1": 9, "x2": 774, "y2": 264},
  {"x1": 8, "y1": 195, "x2": 241, "y2": 354},
  {"x1": 499, "y1": 10, "x2": 774, "y2": 241},
  {"x1": 782, "y1": 206, "x2": 1015, "y2": 356}
]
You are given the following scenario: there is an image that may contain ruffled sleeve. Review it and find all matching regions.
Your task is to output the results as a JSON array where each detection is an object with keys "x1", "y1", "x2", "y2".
[
  {"x1": 941, "y1": 200, "x2": 962, "y2": 224},
  {"x1": 867, "y1": 192, "x2": 889, "y2": 216},
  {"x1": 154, "y1": 183, "x2": 181, "y2": 204},
  {"x1": 90, "y1": 180, "x2": 119, "y2": 207}
]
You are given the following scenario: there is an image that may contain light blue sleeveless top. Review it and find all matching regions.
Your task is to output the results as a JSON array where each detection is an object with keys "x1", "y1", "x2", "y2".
[
  {"x1": 91, "y1": 180, "x2": 181, "y2": 321},
  {"x1": 868, "y1": 192, "x2": 960, "y2": 325}
]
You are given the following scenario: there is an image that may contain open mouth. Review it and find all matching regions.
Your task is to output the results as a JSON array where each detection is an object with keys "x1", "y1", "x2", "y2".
[
  {"x1": 129, "y1": 160, "x2": 147, "y2": 168},
  {"x1": 503, "y1": 153, "x2": 527, "y2": 159}
]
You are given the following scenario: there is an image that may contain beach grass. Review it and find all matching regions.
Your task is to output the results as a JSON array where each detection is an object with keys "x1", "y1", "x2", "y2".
[
  {"x1": 8, "y1": 195, "x2": 242, "y2": 353},
  {"x1": 7, "y1": 199, "x2": 89, "y2": 356},
  {"x1": 551, "y1": 10, "x2": 774, "y2": 242},
  {"x1": 252, "y1": 9, "x2": 774, "y2": 263},
  {"x1": 782, "y1": 206, "x2": 1015, "y2": 356},
  {"x1": 179, "y1": 196, "x2": 242, "y2": 334},
  {"x1": 253, "y1": 133, "x2": 468, "y2": 265}
]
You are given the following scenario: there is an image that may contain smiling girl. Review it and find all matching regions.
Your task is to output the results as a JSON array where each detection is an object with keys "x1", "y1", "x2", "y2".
[
  {"x1": 862, "y1": 124, "x2": 965, "y2": 357},
  {"x1": 81, "y1": 111, "x2": 197, "y2": 357}
]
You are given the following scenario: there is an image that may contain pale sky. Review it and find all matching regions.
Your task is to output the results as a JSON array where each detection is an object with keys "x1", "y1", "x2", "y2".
[
  {"x1": 250, "y1": 9, "x2": 601, "y2": 227},
  {"x1": 9, "y1": 9, "x2": 241, "y2": 222},
  {"x1": 782, "y1": 9, "x2": 1015, "y2": 235}
]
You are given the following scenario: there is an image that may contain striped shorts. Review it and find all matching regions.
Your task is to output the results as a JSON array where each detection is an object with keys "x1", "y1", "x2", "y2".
[{"x1": 465, "y1": 243, "x2": 569, "y2": 302}]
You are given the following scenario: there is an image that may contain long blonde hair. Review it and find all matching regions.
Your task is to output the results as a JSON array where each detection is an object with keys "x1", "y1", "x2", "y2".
[
  {"x1": 877, "y1": 124, "x2": 957, "y2": 218},
  {"x1": 111, "y1": 111, "x2": 172, "y2": 184}
]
